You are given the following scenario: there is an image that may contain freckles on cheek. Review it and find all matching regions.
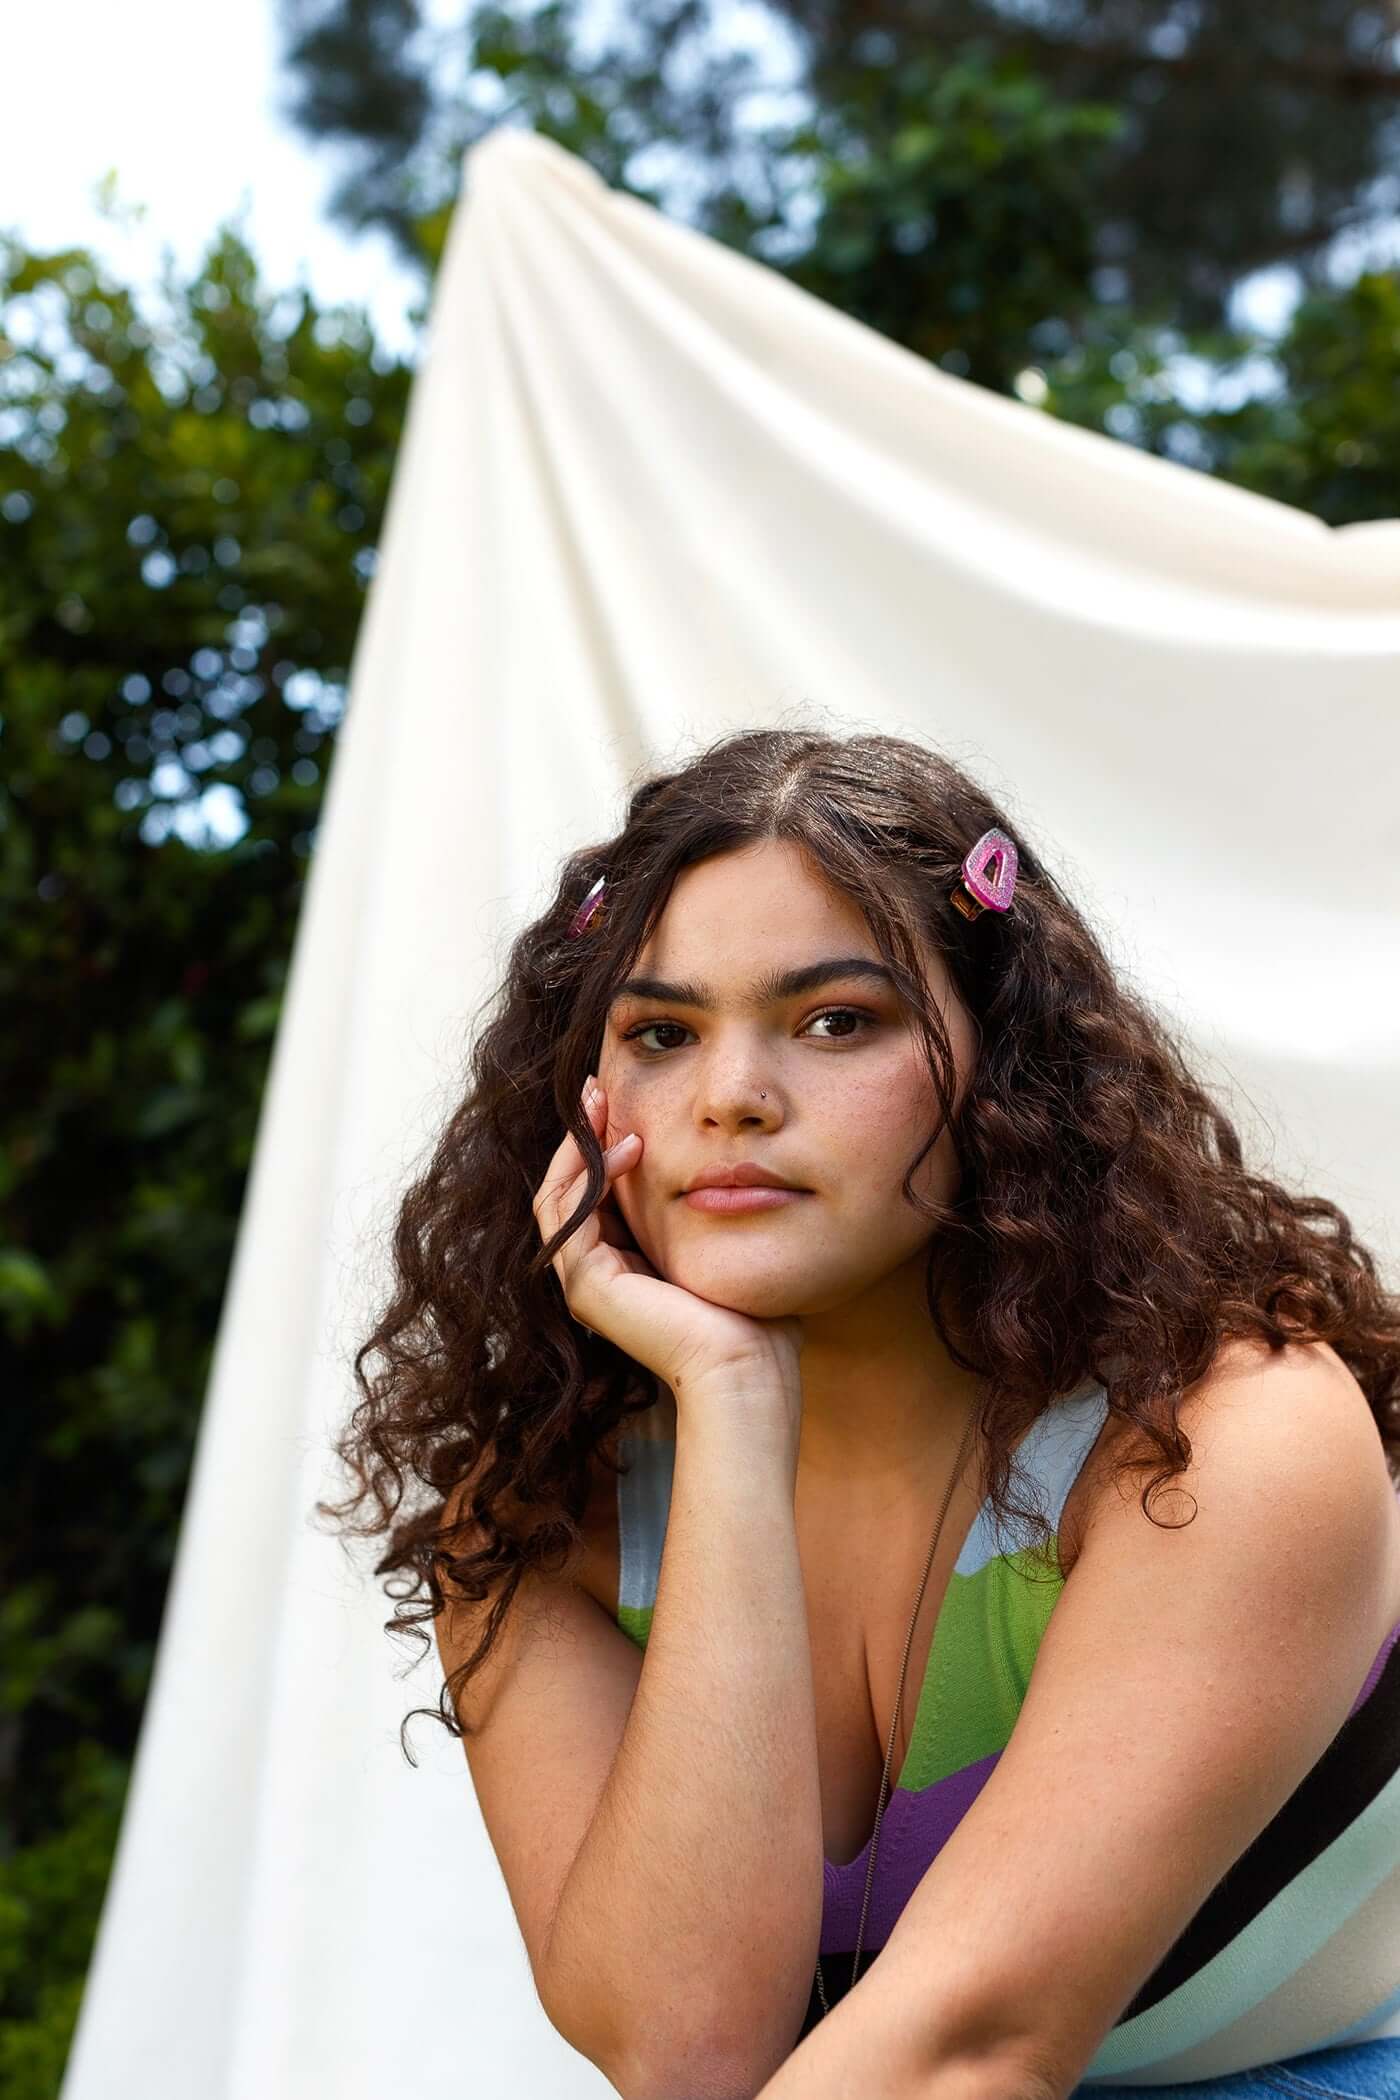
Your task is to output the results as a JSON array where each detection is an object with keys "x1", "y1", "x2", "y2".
[
  {"x1": 842, "y1": 1065, "x2": 937, "y2": 1164},
  {"x1": 601, "y1": 1070, "x2": 643, "y2": 1135},
  {"x1": 843, "y1": 1065, "x2": 903, "y2": 1127}
]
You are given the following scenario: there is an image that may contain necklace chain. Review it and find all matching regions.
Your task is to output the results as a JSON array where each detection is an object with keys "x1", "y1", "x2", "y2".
[{"x1": 812, "y1": 1406, "x2": 980, "y2": 2021}]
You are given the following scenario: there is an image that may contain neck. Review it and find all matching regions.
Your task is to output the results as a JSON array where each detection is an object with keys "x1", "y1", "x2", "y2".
[{"x1": 792, "y1": 1253, "x2": 985, "y2": 1491}]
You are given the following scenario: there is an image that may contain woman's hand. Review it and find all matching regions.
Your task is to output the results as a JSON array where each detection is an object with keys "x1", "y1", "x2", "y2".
[{"x1": 533, "y1": 1075, "x2": 804, "y2": 1400}]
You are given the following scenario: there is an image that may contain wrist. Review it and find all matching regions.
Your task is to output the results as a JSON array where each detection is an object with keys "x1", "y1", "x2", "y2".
[{"x1": 672, "y1": 1368, "x2": 801, "y2": 1456}]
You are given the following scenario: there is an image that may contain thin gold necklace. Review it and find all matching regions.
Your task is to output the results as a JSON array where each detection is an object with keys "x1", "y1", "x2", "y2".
[{"x1": 812, "y1": 1405, "x2": 980, "y2": 2019}]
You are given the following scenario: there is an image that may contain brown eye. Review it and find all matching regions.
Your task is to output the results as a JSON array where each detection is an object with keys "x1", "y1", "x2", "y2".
[
  {"x1": 619, "y1": 1008, "x2": 877, "y2": 1056},
  {"x1": 806, "y1": 1009, "x2": 872, "y2": 1041},
  {"x1": 621, "y1": 1020, "x2": 691, "y2": 1054}
]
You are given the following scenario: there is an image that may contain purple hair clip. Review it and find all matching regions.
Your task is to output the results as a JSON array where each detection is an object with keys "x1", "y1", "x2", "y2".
[
  {"x1": 950, "y1": 828, "x2": 1018, "y2": 920},
  {"x1": 567, "y1": 875, "x2": 607, "y2": 940}
]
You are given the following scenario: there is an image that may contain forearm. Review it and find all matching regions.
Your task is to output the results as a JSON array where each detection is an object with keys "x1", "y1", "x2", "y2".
[
  {"x1": 754, "y1": 2038, "x2": 1052, "y2": 2100},
  {"x1": 751, "y1": 1968, "x2": 1055, "y2": 2100},
  {"x1": 542, "y1": 1380, "x2": 823, "y2": 2093},
  {"x1": 750, "y1": 1921, "x2": 1059, "y2": 2100}
]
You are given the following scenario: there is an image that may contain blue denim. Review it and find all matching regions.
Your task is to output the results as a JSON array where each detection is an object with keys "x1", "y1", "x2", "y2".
[{"x1": 1071, "y1": 2037, "x2": 1400, "y2": 2099}]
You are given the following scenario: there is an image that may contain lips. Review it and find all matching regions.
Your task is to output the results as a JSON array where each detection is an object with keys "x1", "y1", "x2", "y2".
[
  {"x1": 683, "y1": 1164, "x2": 805, "y2": 1191},
  {"x1": 683, "y1": 1183, "x2": 805, "y2": 1213}
]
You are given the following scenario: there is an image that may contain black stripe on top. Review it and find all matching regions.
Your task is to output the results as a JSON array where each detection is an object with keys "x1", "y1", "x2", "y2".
[
  {"x1": 1120, "y1": 1629, "x2": 1400, "y2": 2020},
  {"x1": 794, "y1": 1631, "x2": 1400, "y2": 2051}
]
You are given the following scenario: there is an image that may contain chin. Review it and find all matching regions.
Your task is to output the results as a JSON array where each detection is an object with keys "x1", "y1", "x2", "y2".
[{"x1": 661, "y1": 1248, "x2": 827, "y2": 1319}]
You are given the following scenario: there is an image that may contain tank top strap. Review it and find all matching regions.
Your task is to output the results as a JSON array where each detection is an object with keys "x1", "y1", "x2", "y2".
[
  {"x1": 956, "y1": 1380, "x2": 1112, "y2": 1573},
  {"x1": 615, "y1": 1380, "x2": 1112, "y2": 1639}
]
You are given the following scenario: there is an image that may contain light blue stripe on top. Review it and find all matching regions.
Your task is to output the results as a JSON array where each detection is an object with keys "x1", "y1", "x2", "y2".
[
  {"x1": 618, "y1": 1380, "x2": 1110, "y2": 1603},
  {"x1": 955, "y1": 1383, "x2": 1109, "y2": 1573},
  {"x1": 1079, "y1": 1762, "x2": 1400, "y2": 2077},
  {"x1": 617, "y1": 1428, "x2": 674, "y2": 1613}
]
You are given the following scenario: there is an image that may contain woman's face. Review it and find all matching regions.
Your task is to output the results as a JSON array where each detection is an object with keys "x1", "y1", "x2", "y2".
[{"x1": 593, "y1": 838, "x2": 978, "y2": 1320}]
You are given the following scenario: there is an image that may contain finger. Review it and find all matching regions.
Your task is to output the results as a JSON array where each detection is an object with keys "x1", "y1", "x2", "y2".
[
  {"x1": 537, "y1": 1126, "x2": 638, "y2": 1287},
  {"x1": 558, "y1": 1133, "x2": 638, "y2": 1235},
  {"x1": 533, "y1": 1083, "x2": 608, "y2": 1228},
  {"x1": 548, "y1": 1084, "x2": 632, "y2": 1212},
  {"x1": 552, "y1": 1145, "x2": 638, "y2": 1291}
]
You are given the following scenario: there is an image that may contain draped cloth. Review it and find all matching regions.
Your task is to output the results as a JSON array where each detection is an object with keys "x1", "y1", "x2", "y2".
[{"x1": 60, "y1": 127, "x2": 1400, "y2": 2099}]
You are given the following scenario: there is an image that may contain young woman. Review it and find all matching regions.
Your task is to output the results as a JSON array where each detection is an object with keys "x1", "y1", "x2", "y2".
[{"x1": 322, "y1": 726, "x2": 1400, "y2": 2100}]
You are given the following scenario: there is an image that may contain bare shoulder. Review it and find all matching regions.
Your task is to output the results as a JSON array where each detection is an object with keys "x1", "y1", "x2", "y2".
[
  {"x1": 879, "y1": 1335, "x2": 1400, "y2": 2099},
  {"x1": 1060, "y1": 1335, "x2": 1400, "y2": 1613}
]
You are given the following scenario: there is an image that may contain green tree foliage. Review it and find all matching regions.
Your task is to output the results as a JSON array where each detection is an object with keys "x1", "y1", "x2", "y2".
[
  {"x1": 3, "y1": 17, "x2": 1397, "y2": 2092},
  {"x1": 277, "y1": 0, "x2": 1400, "y2": 505},
  {"x1": 276, "y1": 0, "x2": 1400, "y2": 332},
  {"x1": 0, "y1": 218, "x2": 412, "y2": 2093},
  {"x1": 1030, "y1": 265, "x2": 1400, "y2": 522},
  {"x1": 712, "y1": 46, "x2": 1130, "y2": 390},
  {"x1": 782, "y1": 0, "x2": 1400, "y2": 329}
]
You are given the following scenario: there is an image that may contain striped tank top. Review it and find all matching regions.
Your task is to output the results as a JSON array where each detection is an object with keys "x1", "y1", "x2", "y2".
[{"x1": 614, "y1": 1380, "x2": 1400, "y2": 2080}]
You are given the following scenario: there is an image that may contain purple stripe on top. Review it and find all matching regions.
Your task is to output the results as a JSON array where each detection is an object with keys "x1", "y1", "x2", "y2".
[
  {"x1": 820, "y1": 1617, "x2": 1400, "y2": 1958},
  {"x1": 821, "y1": 1751, "x2": 1001, "y2": 1955},
  {"x1": 1349, "y1": 1617, "x2": 1400, "y2": 1720}
]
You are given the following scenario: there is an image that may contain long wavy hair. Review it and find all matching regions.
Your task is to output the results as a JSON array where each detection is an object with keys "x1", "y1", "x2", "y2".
[{"x1": 316, "y1": 724, "x2": 1400, "y2": 1758}]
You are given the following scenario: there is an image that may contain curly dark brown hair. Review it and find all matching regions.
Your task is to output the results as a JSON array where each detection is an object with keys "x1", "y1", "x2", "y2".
[{"x1": 314, "y1": 723, "x2": 1400, "y2": 1760}]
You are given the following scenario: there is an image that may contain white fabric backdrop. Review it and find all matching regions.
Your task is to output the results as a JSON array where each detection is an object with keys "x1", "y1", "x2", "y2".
[{"x1": 60, "y1": 126, "x2": 1400, "y2": 2099}]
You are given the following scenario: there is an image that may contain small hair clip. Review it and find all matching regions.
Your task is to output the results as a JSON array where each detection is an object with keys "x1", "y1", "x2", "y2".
[
  {"x1": 950, "y1": 828, "x2": 1018, "y2": 920},
  {"x1": 567, "y1": 875, "x2": 606, "y2": 940}
]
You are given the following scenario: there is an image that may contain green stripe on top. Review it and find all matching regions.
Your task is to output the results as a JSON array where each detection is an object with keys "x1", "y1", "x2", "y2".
[
  {"x1": 896, "y1": 1386, "x2": 1108, "y2": 1786},
  {"x1": 614, "y1": 1384, "x2": 1111, "y2": 1790},
  {"x1": 897, "y1": 1538, "x2": 1067, "y2": 1789},
  {"x1": 618, "y1": 1602, "x2": 653, "y2": 1649}
]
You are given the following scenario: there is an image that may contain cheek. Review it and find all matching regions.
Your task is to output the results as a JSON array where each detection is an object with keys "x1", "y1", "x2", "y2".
[
  {"x1": 594, "y1": 1061, "x2": 657, "y2": 1217},
  {"x1": 847, "y1": 1046, "x2": 940, "y2": 1134},
  {"x1": 596, "y1": 1055, "x2": 642, "y2": 1140},
  {"x1": 846, "y1": 1053, "x2": 958, "y2": 1198}
]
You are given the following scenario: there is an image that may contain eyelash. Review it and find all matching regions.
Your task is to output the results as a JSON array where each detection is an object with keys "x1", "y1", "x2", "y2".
[{"x1": 618, "y1": 1006, "x2": 878, "y2": 1057}]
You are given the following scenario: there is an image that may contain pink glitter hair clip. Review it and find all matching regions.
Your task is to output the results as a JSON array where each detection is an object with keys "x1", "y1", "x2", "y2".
[
  {"x1": 950, "y1": 827, "x2": 1018, "y2": 920},
  {"x1": 568, "y1": 840, "x2": 1013, "y2": 938},
  {"x1": 567, "y1": 875, "x2": 607, "y2": 940}
]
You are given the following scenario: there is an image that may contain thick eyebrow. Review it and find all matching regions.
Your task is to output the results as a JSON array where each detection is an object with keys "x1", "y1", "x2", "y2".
[{"x1": 608, "y1": 956, "x2": 899, "y2": 1013}]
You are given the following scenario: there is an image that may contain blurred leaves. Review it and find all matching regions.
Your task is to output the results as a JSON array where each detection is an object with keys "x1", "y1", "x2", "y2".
[
  {"x1": 278, "y1": 0, "x2": 1400, "y2": 335},
  {"x1": 0, "y1": 222, "x2": 411, "y2": 2094},
  {"x1": 1034, "y1": 266, "x2": 1400, "y2": 522},
  {"x1": 0, "y1": 1746, "x2": 128, "y2": 2095},
  {"x1": 711, "y1": 45, "x2": 1130, "y2": 389}
]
